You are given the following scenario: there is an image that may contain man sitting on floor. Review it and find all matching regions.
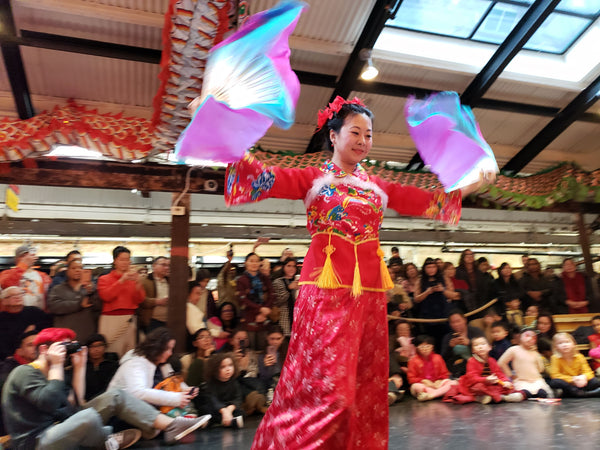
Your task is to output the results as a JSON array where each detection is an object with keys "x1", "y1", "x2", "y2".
[{"x1": 2, "y1": 327, "x2": 211, "y2": 449}]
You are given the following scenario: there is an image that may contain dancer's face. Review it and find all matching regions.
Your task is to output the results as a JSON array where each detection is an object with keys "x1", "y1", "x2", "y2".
[{"x1": 330, "y1": 113, "x2": 372, "y2": 170}]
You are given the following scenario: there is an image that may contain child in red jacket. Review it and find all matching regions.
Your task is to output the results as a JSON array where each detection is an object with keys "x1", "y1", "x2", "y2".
[
  {"x1": 444, "y1": 335, "x2": 525, "y2": 404},
  {"x1": 407, "y1": 335, "x2": 457, "y2": 401}
]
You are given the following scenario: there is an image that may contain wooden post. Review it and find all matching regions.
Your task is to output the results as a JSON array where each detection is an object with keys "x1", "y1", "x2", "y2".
[
  {"x1": 167, "y1": 193, "x2": 190, "y2": 353},
  {"x1": 576, "y1": 212, "x2": 594, "y2": 278},
  {"x1": 576, "y1": 212, "x2": 600, "y2": 312}
]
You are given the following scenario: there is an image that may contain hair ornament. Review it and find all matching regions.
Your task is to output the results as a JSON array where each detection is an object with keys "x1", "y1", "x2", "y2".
[{"x1": 316, "y1": 96, "x2": 366, "y2": 131}]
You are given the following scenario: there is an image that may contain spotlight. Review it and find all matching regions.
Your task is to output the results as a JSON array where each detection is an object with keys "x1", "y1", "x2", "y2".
[{"x1": 359, "y1": 49, "x2": 379, "y2": 81}]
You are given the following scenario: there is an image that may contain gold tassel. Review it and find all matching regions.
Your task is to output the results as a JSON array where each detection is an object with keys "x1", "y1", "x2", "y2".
[
  {"x1": 351, "y1": 244, "x2": 363, "y2": 297},
  {"x1": 316, "y1": 233, "x2": 341, "y2": 289},
  {"x1": 378, "y1": 247, "x2": 395, "y2": 291}
]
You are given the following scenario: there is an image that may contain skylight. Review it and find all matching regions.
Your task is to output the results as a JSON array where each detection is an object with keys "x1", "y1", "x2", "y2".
[{"x1": 387, "y1": 0, "x2": 600, "y2": 55}]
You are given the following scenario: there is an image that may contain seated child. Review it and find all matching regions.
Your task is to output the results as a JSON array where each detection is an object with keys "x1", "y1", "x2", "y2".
[
  {"x1": 505, "y1": 299, "x2": 524, "y2": 327},
  {"x1": 202, "y1": 353, "x2": 244, "y2": 428},
  {"x1": 388, "y1": 320, "x2": 413, "y2": 405},
  {"x1": 407, "y1": 335, "x2": 458, "y2": 402},
  {"x1": 525, "y1": 305, "x2": 538, "y2": 319},
  {"x1": 444, "y1": 336, "x2": 524, "y2": 404},
  {"x1": 489, "y1": 321, "x2": 511, "y2": 361},
  {"x1": 549, "y1": 332, "x2": 600, "y2": 398},
  {"x1": 587, "y1": 315, "x2": 600, "y2": 374},
  {"x1": 497, "y1": 328, "x2": 552, "y2": 398}
]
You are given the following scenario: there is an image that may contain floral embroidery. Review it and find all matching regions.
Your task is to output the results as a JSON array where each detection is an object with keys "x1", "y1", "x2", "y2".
[
  {"x1": 250, "y1": 170, "x2": 275, "y2": 201},
  {"x1": 424, "y1": 190, "x2": 462, "y2": 224},
  {"x1": 321, "y1": 160, "x2": 368, "y2": 181}
]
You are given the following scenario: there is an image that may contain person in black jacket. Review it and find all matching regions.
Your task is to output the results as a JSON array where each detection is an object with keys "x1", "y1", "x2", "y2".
[{"x1": 202, "y1": 352, "x2": 244, "y2": 428}]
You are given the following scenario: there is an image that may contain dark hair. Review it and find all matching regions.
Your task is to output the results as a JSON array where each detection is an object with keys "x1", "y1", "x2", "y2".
[
  {"x1": 191, "y1": 328, "x2": 210, "y2": 341},
  {"x1": 476, "y1": 257, "x2": 488, "y2": 267},
  {"x1": 267, "y1": 324, "x2": 284, "y2": 336},
  {"x1": 195, "y1": 268, "x2": 211, "y2": 282},
  {"x1": 167, "y1": 355, "x2": 182, "y2": 375},
  {"x1": 536, "y1": 336, "x2": 552, "y2": 354},
  {"x1": 458, "y1": 249, "x2": 474, "y2": 269},
  {"x1": 420, "y1": 257, "x2": 443, "y2": 291},
  {"x1": 245, "y1": 252, "x2": 258, "y2": 262},
  {"x1": 66, "y1": 250, "x2": 81, "y2": 260},
  {"x1": 562, "y1": 257, "x2": 575, "y2": 266},
  {"x1": 509, "y1": 323, "x2": 522, "y2": 340},
  {"x1": 281, "y1": 257, "x2": 297, "y2": 266},
  {"x1": 85, "y1": 333, "x2": 107, "y2": 347},
  {"x1": 536, "y1": 312, "x2": 557, "y2": 337},
  {"x1": 497, "y1": 262, "x2": 510, "y2": 276},
  {"x1": 491, "y1": 321, "x2": 509, "y2": 333},
  {"x1": 206, "y1": 352, "x2": 239, "y2": 381},
  {"x1": 218, "y1": 302, "x2": 239, "y2": 328},
  {"x1": 135, "y1": 327, "x2": 175, "y2": 364},
  {"x1": 448, "y1": 309, "x2": 466, "y2": 321},
  {"x1": 112, "y1": 246, "x2": 130, "y2": 260},
  {"x1": 414, "y1": 335, "x2": 435, "y2": 347},
  {"x1": 18, "y1": 330, "x2": 38, "y2": 345},
  {"x1": 592, "y1": 315, "x2": 600, "y2": 322},
  {"x1": 325, "y1": 103, "x2": 374, "y2": 150},
  {"x1": 391, "y1": 246, "x2": 399, "y2": 253}
]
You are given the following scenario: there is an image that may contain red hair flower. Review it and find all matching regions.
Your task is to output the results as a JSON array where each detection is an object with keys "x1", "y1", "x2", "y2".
[{"x1": 316, "y1": 96, "x2": 366, "y2": 131}]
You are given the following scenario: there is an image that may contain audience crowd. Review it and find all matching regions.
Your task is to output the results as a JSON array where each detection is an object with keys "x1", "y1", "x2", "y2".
[{"x1": 1, "y1": 243, "x2": 600, "y2": 447}]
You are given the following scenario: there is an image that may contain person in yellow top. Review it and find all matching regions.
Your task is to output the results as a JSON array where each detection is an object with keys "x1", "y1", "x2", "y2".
[{"x1": 549, "y1": 332, "x2": 600, "y2": 397}]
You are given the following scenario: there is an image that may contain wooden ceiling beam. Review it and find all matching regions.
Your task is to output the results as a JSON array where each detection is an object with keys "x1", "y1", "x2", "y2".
[
  {"x1": 14, "y1": 0, "x2": 163, "y2": 28},
  {"x1": 0, "y1": 159, "x2": 225, "y2": 194}
]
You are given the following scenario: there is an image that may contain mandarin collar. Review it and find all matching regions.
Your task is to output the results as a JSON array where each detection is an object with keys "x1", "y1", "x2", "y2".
[{"x1": 321, "y1": 160, "x2": 368, "y2": 181}]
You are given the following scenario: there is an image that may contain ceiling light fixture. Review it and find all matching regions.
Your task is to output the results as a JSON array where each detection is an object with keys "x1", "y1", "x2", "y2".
[{"x1": 359, "y1": 49, "x2": 379, "y2": 81}]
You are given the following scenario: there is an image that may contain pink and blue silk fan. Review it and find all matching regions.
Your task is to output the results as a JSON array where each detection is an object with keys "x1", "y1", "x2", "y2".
[
  {"x1": 405, "y1": 91, "x2": 498, "y2": 192},
  {"x1": 175, "y1": 0, "x2": 306, "y2": 164}
]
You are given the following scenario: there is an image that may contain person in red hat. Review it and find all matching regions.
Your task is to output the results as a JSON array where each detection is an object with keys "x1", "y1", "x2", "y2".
[{"x1": 1, "y1": 327, "x2": 211, "y2": 449}]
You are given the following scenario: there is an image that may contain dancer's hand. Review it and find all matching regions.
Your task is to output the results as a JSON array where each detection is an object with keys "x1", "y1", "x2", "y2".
[{"x1": 461, "y1": 170, "x2": 496, "y2": 197}]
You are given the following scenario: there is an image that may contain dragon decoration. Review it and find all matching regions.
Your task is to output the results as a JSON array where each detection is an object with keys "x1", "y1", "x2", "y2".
[{"x1": 0, "y1": 0, "x2": 599, "y2": 211}]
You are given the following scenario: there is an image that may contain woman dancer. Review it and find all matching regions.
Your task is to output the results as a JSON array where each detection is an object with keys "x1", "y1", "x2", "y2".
[{"x1": 225, "y1": 97, "x2": 493, "y2": 449}]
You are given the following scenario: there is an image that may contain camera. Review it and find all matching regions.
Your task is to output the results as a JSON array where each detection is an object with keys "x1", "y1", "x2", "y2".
[{"x1": 62, "y1": 341, "x2": 82, "y2": 355}]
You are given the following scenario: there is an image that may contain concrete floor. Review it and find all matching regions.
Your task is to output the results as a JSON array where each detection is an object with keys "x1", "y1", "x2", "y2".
[{"x1": 132, "y1": 397, "x2": 600, "y2": 449}]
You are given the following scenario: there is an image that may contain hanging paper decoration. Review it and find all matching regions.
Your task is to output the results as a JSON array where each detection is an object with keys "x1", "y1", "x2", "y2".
[
  {"x1": 152, "y1": 0, "x2": 238, "y2": 154},
  {"x1": 174, "y1": 0, "x2": 306, "y2": 165},
  {"x1": 405, "y1": 91, "x2": 498, "y2": 192}
]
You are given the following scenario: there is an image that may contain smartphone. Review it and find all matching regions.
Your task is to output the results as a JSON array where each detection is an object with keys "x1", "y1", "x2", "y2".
[
  {"x1": 239, "y1": 338, "x2": 247, "y2": 356},
  {"x1": 188, "y1": 387, "x2": 198, "y2": 396},
  {"x1": 267, "y1": 345, "x2": 277, "y2": 357},
  {"x1": 81, "y1": 269, "x2": 92, "y2": 285}
]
